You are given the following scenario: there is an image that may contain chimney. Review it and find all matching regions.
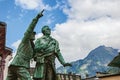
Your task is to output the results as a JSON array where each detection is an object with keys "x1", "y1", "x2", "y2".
[{"x1": 0, "y1": 22, "x2": 6, "y2": 55}]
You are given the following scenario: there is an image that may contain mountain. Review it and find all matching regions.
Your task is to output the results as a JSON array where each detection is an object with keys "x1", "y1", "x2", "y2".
[{"x1": 57, "y1": 45, "x2": 119, "y2": 78}]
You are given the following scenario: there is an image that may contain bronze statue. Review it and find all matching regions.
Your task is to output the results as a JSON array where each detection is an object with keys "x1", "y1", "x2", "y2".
[
  {"x1": 33, "y1": 26, "x2": 71, "y2": 80},
  {"x1": 6, "y1": 10, "x2": 44, "y2": 80}
]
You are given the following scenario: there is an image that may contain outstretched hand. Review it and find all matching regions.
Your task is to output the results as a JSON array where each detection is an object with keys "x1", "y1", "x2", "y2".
[
  {"x1": 63, "y1": 63, "x2": 72, "y2": 67},
  {"x1": 38, "y1": 9, "x2": 44, "y2": 18}
]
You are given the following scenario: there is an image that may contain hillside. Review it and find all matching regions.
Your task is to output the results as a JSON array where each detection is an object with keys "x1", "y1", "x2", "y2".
[{"x1": 57, "y1": 45, "x2": 119, "y2": 78}]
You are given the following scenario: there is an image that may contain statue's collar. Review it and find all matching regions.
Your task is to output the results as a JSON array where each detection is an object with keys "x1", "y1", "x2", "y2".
[{"x1": 42, "y1": 35, "x2": 52, "y2": 40}]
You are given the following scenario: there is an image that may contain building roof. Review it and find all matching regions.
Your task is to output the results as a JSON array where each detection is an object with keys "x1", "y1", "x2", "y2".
[
  {"x1": 5, "y1": 47, "x2": 13, "y2": 52},
  {"x1": 0, "y1": 21, "x2": 7, "y2": 27},
  {"x1": 98, "y1": 73, "x2": 120, "y2": 78}
]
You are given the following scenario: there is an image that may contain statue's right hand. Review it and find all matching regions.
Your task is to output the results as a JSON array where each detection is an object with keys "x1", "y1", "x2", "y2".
[{"x1": 38, "y1": 9, "x2": 44, "y2": 18}]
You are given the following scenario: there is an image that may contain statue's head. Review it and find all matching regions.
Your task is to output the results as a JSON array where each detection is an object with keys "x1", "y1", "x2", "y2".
[
  {"x1": 30, "y1": 31, "x2": 36, "y2": 41},
  {"x1": 42, "y1": 25, "x2": 51, "y2": 36}
]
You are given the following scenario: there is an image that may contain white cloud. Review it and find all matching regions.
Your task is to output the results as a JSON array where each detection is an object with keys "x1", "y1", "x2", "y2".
[
  {"x1": 15, "y1": 0, "x2": 60, "y2": 11},
  {"x1": 51, "y1": 0, "x2": 120, "y2": 64},
  {"x1": 52, "y1": 17, "x2": 120, "y2": 64},
  {"x1": 63, "y1": 0, "x2": 120, "y2": 20},
  {"x1": 15, "y1": 0, "x2": 40, "y2": 10},
  {"x1": 11, "y1": 40, "x2": 21, "y2": 50},
  {"x1": 12, "y1": 0, "x2": 120, "y2": 67}
]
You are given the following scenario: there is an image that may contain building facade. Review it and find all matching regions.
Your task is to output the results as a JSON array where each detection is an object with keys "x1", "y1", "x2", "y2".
[{"x1": 0, "y1": 22, "x2": 12, "y2": 80}]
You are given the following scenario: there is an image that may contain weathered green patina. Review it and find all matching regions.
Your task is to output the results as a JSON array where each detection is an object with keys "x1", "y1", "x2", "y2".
[
  {"x1": 33, "y1": 26, "x2": 71, "y2": 80},
  {"x1": 6, "y1": 10, "x2": 44, "y2": 80}
]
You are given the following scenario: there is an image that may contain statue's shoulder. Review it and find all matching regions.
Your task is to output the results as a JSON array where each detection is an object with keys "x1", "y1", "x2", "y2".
[
  {"x1": 51, "y1": 37, "x2": 59, "y2": 44},
  {"x1": 50, "y1": 37, "x2": 56, "y2": 41}
]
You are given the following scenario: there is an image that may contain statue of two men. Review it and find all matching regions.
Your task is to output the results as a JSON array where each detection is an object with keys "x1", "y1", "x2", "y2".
[{"x1": 6, "y1": 10, "x2": 71, "y2": 80}]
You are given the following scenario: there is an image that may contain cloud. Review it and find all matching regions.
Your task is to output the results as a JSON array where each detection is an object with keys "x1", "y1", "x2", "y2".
[
  {"x1": 15, "y1": 0, "x2": 60, "y2": 11},
  {"x1": 15, "y1": 0, "x2": 41, "y2": 10},
  {"x1": 51, "y1": 0, "x2": 120, "y2": 64},
  {"x1": 12, "y1": 0, "x2": 120, "y2": 67},
  {"x1": 53, "y1": 16, "x2": 120, "y2": 64},
  {"x1": 63, "y1": 0, "x2": 120, "y2": 20},
  {"x1": 11, "y1": 40, "x2": 21, "y2": 50}
]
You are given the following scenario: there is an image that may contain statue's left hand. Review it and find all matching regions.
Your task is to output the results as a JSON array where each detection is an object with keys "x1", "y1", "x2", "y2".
[{"x1": 63, "y1": 63, "x2": 72, "y2": 67}]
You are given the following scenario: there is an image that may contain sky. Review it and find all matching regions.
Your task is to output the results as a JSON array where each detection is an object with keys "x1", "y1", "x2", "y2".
[{"x1": 1, "y1": 0, "x2": 120, "y2": 67}]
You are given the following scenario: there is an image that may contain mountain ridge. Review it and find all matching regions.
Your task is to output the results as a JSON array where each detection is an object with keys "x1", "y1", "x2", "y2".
[{"x1": 57, "y1": 45, "x2": 119, "y2": 78}]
